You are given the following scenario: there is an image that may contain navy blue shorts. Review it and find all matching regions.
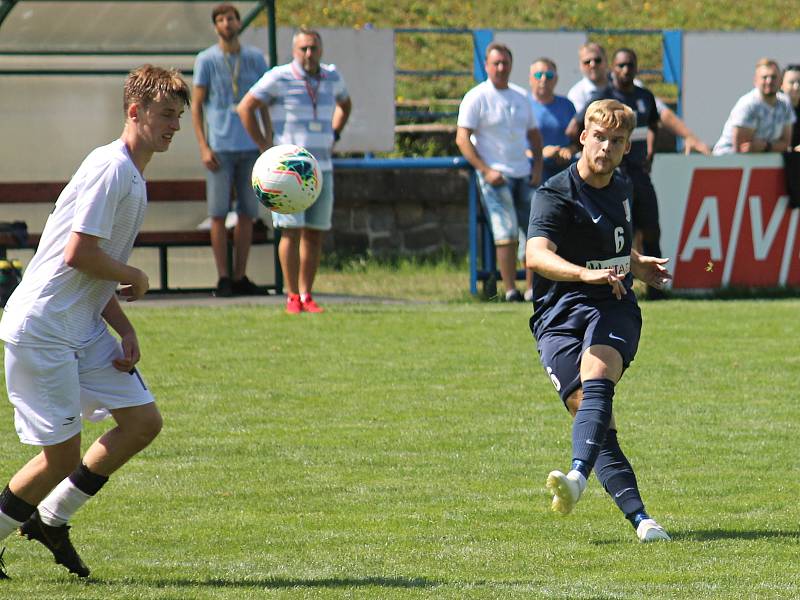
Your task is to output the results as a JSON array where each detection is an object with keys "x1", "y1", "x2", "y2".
[
  {"x1": 623, "y1": 164, "x2": 659, "y2": 233},
  {"x1": 534, "y1": 299, "x2": 642, "y2": 405}
]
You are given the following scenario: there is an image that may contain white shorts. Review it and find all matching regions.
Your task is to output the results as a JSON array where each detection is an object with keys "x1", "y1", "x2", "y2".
[{"x1": 4, "y1": 330, "x2": 155, "y2": 446}]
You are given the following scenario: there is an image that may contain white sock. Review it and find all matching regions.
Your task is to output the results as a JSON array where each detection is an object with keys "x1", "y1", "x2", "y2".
[
  {"x1": 0, "y1": 510, "x2": 23, "y2": 541},
  {"x1": 567, "y1": 469, "x2": 588, "y2": 493},
  {"x1": 38, "y1": 478, "x2": 92, "y2": 527},
  {"x1": 300, "y1": 292, "x2": 310, "y2": 302}
]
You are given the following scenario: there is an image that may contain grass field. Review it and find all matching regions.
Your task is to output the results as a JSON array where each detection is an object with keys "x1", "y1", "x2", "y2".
[{"x1": 0, "y1": 298, "x2": 798, "y2": 599}]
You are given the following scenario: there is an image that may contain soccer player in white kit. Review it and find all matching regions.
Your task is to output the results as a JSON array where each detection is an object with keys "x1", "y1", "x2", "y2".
[{"x1": 0, "y1": 65, "x2": 190, "y2": 578}]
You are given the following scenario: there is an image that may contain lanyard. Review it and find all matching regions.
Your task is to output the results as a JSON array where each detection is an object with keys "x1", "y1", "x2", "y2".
[
  {"x1": 291, "y1": 62, "x2": 322, "y2": 119},
  {"x1": 223, "y1": 52, "x2": 241, "y2": 100}
]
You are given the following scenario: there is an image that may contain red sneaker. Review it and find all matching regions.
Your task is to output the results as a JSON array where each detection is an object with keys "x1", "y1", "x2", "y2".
[
  {"x1": 301, "y1": 294, "x2": 324, "y2": 313},
  {"x1": 286, "y1": 294, "x2": 302, "y2": 314}
]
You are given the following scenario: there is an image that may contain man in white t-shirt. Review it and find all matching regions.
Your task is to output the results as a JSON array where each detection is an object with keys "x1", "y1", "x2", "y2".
[
  {"x1": 456, "y1": 42, "x2": 543, "y2": 302},
  {"x1": 713, "y1": 58, "x2": 796, "y2": 155},
  {"x1": 0, "y1": 65, "x2": 190, "y2": 579}
]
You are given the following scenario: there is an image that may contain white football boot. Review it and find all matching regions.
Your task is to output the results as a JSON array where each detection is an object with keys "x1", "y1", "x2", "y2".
[
  {"x1": 636, "y1": 518, "x2": 671, "y2": 543},
  {"x1": 545, "y1": 469, "x2": 586, "y2": 515}
]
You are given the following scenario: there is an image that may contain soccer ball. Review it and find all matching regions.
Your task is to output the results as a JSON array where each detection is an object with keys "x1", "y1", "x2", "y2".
[{"x1": 251, "y1": 144, "x2": 322, "y2": 214}]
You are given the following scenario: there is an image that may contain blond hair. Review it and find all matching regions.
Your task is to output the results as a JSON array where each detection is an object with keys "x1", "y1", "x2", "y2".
[
  {"x1": 123, "y1": 65, "x2": 190, "y2": 112},
  {"x1": 584, "y1": 99, "x2": 636, "y2": 135}
]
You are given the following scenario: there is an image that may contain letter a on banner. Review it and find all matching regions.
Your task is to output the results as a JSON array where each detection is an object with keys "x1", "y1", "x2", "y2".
[{"x1": 673, "y1": 169, "x2": 742, "y2": 288}]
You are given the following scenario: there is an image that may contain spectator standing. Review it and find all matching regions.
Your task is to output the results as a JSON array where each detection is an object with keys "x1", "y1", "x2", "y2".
[
  {"x1": 192, "y1": 3, "x2": 268, "y2": 297},
  {"x1": 238, "y1": 28, "x2": 352, "y2": 314},
  {"x1": 529, "y1": 58, "x2": 577, "y2": 182},
  {"x1": 713, "y1": 58, "x2": 795, "y2": 155},
  {"x1": 574, "y1": 49, "x2": 665, "y2": 299},
  {"x1": 456, "y1": 43, "x2": 544, "y2": 302},
  {"x1": 781, "y1": 64, "x2": 800, "y2": 151}
]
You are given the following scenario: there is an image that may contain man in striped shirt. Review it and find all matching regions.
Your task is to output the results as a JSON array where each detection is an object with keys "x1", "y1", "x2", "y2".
[{"x1": 238, "y1": 29, "x2": 352, "y2": 314}]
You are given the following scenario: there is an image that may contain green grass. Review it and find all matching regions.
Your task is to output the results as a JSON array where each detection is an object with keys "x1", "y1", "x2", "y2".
[{"x1": 0, "y1": 299, "x2": 798, "y2": 598}]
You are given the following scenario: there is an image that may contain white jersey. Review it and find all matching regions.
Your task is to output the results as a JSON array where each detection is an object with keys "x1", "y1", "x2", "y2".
[
  {"x1": 0, "y1": 139, "x2": 147, "y2": 349},
  {"x1": 457, "y1": 80, "x2": 538, "y2": 178}
]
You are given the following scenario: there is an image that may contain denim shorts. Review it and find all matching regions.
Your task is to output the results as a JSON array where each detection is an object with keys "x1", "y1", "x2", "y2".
[
  {"x1": 272, "y1": 170, "x2": 334, "y2": 231},
  {"x1": 477, "y1": 173, "x2": 533, "y2": 244},
  {"x1": 206, "y1": 150, "x2": 261, "y2": 219}
]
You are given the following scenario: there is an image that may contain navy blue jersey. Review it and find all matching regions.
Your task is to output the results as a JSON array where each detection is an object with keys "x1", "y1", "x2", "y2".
[
  {"x1": 527, "y1": 162, "x2": 637, "y2": 336},
  {"x1": 578, "y1": 85, "x2": 658, "y2": 168}
]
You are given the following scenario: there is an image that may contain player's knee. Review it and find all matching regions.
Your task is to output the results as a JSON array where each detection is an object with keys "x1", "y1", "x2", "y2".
[{"x1": 130, "y1": 410, "x2": 162, "y2": 447}]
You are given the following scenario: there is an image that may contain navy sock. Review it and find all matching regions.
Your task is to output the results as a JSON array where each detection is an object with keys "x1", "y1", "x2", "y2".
[
  {"x1": 571, "y1": 378, "x2": 614, "y2": 475},
  {"x1": 594, "y1": 428, "x2": 646, "y2": 525}
]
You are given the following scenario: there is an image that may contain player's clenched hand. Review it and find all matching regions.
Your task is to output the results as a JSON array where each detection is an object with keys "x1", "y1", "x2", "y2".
[
  {"x1": 113, "y1": 331, "x2": 141, "y2": 372},
  {"x1": 119, "y1": 269, "x2": 149, "y2": 302},
  {"x1": 632, "y1": 255, "x2": 672, "y2": 289},
  {"x1": 580, "y1": 268, "x2": 626, "y2": 300},
  {"x1": 200, "y1": 146, "x2": 220, "y2": 172}
]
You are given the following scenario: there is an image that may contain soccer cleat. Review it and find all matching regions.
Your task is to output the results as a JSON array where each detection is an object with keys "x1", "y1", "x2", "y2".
[
  {"x1": 301, "y1": 294, "x2": 324, "y2": 313},
  {"x1": 546, "y1": 470, "x2": 583, "y2": 515},
  {"x1": 636, "y1": 518, "x2": 671, "y2": 543},
  {"x1": 505, "y1": 289, "x2": 524, "y2": 302},
  {"x1": 286, "y1": 293, "x2": 302, "y2": 314},
  {"x1": 19, "y1": 510, "x2": 90, "y2": 578},
  {"x1": 0, "y1": 547, "x2": 9, "y2": 580}
]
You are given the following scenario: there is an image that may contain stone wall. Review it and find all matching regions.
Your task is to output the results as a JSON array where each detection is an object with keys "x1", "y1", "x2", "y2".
[{"x1": 327, "y1": 167, "x2": 472, "y2": 256}]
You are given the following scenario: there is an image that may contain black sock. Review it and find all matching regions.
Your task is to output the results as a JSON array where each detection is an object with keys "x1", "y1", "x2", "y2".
[
  {"x1": 0, "y1": 485, "x2": 36, "y2": 523},
  {"x1": 68, "y1": 463, "x2": 109, "y2": 497},
  {"x1": 571, "y1": 378, "x2": 614, "y2": 475},
  {"x1": 594, "y1": 428, "x2": 646, "y2": 526}
]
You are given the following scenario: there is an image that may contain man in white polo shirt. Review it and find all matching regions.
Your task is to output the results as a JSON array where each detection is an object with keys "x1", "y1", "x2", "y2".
[
  {"x1": 456, "y1": 42, "x2": 543, "y2": 302},
  {"x1": 238, "y1": 28, "x2": 352, "y2": 314}
]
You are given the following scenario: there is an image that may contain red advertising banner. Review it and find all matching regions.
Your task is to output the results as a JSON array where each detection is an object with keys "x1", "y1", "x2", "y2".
[{"x1": 652, "y1": 155, "x2": 797, "y2": 290}]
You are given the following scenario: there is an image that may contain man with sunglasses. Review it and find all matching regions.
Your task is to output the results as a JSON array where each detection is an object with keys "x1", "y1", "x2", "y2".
[
  {"x1": 573, "y1": 48, "x2": 666, "y2": 300},
  {"x1": 529, "y1": 58, "x2": 577, "y2": 183},
  {"x1": 567, "y1": 43, "x2": 710, "y2": 156},
  {"x1": 713, "y1": 58, "x2": 795, "y2": 155}
]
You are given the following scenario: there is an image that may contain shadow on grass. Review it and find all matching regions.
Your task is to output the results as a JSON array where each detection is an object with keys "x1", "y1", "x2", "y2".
[
  {"x1": 670, "y1": 529, "x2": 800, "y2": 542},
  {"x1": 82, "y1": 575, "x2": 439, "y2": 589}
]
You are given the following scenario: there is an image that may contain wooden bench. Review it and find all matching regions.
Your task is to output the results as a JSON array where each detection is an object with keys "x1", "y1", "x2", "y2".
[
  {"x1": 0, "y1": 226, "x2": 281, "y2": 294},
  {"x1": 0, "y1": 181, "x2": 282, "y2": 294}
]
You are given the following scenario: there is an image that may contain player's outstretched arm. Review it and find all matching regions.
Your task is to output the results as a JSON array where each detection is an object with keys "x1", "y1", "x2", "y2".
[
  {"x1": 64, "y1": 232, "x2": 149, "y2": 301},
  {"x1": 527, "y1": 236, "x2": 626, "y2": 299},
  {"x1": 631, "y1": 250, "x2": 672, "y2": 289}
]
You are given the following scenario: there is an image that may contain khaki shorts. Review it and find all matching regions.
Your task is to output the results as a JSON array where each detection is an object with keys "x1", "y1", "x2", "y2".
[{"x1": 4, "y1": 330, "x2": 155, "y2": 446}]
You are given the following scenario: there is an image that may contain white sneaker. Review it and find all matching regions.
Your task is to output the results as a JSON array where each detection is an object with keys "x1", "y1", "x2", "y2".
[
  {"x1": 636, "y1": 518, "x2": 671, "y2": 542},
  {"x1": 546, "y1": 470, "x2": 585, "y2": 515}
]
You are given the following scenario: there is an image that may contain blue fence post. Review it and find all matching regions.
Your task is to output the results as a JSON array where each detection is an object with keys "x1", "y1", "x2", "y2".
[
  {"x1": 471, "y1": 29, "x2": 493, "y2": 82},
  {"x1": 468, "y1": 169, "x2": 478, "y2": 295}
]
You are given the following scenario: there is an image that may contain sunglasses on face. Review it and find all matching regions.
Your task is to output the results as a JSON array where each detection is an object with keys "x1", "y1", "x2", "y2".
[
  {"x1": 533, "y1": 70, "x2": 555, "y2": 80},
  {"x1": 582, "y1": 58, "x2": 602, "y2": 65}
]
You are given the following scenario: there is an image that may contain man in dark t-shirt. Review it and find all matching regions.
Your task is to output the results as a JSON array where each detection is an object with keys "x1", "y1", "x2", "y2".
[
  {"x1": 574, "y1": 48, "x2": 665, "y2": 299},
  {"x1": 527, "y1": 98, "x2": 672, "y2": 543}
]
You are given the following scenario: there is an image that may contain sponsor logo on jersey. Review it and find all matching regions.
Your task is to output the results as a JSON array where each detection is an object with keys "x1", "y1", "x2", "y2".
[{"x1": 585, "y1": 256, "x2": 631, "y2": 276}]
